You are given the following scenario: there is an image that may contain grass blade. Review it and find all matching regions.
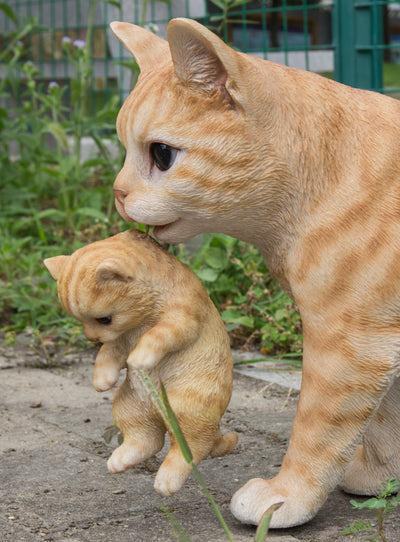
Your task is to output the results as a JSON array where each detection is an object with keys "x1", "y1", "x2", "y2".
[
  {"x1": 161, "y1": 506, "x2": 192, "y2": 542},
  {"x1": 160, "y1": 382, "x2": 193, "y2": 463},
  {"x1": 159, "y1": 383, "x2": 234, "y2": 541},
  {"x1": 255, "y1": 502, "x2": 283, "y2": 542}
]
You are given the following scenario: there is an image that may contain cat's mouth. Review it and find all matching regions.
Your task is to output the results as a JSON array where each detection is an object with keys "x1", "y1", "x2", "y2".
[{"x1": 152, "y1": 219, "x2": 181, "y2": 240}]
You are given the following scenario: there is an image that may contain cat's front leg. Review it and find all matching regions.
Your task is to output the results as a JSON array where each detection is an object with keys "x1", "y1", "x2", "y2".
[
  {"x1": 126, "y1": 316, "x2": 200, "y2": 372},
  {"x1": 231, "y1": 338, "x2": 393, "y2": 528},
  {"x1": 93, "y1": 342, "x2": 126, "y2": 392}
]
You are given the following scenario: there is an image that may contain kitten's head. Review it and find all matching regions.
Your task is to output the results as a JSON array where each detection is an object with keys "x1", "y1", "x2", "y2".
[
  {"x1": 110, "y1": 19, "x2": 274, "y2": 244},
  {"x1": 44, "y1": 234, "x2": 157, "y2": 343}
]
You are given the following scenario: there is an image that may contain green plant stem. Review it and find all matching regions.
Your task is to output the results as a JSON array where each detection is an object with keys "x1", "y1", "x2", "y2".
[
  {"x1": 191, "y1": 463, "x2": 235, "y2": 542},
  {"x1": 378, "y1": 510, "x2": 387, "y2": 542},
  {"x1": 140, "y1": 0, "x2": 149, "y2": 27},
  {"x1": 72, "y1": 0, "x2": 97, "y2": 188}
]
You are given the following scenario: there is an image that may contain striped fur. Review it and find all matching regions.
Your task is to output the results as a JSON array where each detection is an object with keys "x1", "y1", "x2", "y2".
[
  {"x1": 44, "y1": 229, "x2": 237, "y2": 496},
  {"x1": 110, "y1": 19, "x2": 400, "y2": 527}
]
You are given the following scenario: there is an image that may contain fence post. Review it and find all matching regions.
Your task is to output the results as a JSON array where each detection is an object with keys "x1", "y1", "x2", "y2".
[{"x1": 334, "y1": 0, "x2": 383, "y2": 91}]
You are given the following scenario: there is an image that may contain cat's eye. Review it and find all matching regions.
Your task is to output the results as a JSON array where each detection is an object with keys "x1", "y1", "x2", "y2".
[
  {"x1": 96, "y1": 316, "x2": 112, "y2": 325},
  {"x1": 150, "y1": 142, "x2": 178, "y2": 172}
]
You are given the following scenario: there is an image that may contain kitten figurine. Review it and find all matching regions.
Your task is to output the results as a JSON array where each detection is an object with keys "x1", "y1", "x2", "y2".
[{"x1": 44, "y1": 229, "x2": 238, "y2": 496}]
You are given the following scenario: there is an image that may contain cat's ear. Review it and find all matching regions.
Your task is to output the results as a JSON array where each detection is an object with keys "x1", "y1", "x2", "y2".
[
  {"x1": 167, "y1": 18, "x2": 241, "y2": 95},
  {"x1": 95, "y1": 259, "x2": 131, "y2": 284},
  {"x1": 110, "y1": 21, "x2": 170, "y2": 72},
  {"x1": 44, "y1": 255, "x2": 70, "y2": 281}
]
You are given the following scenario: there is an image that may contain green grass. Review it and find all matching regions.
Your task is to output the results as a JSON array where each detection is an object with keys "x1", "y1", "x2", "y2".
[{"x1": 0, "y1": 0, "x2": 302, "y2": 361}]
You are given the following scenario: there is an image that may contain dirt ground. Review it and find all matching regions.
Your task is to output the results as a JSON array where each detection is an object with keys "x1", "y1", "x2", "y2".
[{"x1": 1, "y1": 341, "x2": 399, "y2": 542}]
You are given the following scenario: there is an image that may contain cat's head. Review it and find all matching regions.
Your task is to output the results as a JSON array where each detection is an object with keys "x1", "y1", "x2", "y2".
[
  {"x1": 110, "y1": 18, "x2": 276, "y2": 244},
  {"x1": 44, "y1": 237, "x2": 157, "y2": 343}
]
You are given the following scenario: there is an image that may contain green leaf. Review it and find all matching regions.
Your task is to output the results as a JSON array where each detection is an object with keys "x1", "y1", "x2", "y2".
[
  {"x1": 82, "y1": 158, "x2": 108, "y2": 168},
  {"x1": 341, "y1": 519, "x2": 373, "y2": 536},
  {"x1": 274, "y1": 309, "x2": 287, "y2": 322},
  {"x1": 231, "y1": 0, "x2": 252, "y2": 7},
  {"x1": 45, "y1": 122, "x2": 69, "y2": 150},
  {"x1": 103, "y1": 0, "x2": 121, "y2": 7},
  {"x1": 74, "y1": 207, "x2": 107, "y2": 220},
  {"x1": 114, "y1": 59, "x2": 140, "y2": 71},
  {"x1": 221, "y1": 308, "x2": 254, "y2": 328},
  {"x1": 0, "y1": 2, "x2": 17, "y2": 24},
  {"x1": 195, "y1": 268, "x2": 219, "y2": 282},
  {"x1": 350, "y1": 497, "x2": 385, "y2": 510},
  {"x1": 204, "y1": 247, "x2": 227, "y2": 270},
  {"x1": 35, "y1": 208, "x2": 66, "y2": 220},
  {"x1": 103, "y1": 424, "x2": 120, "y2": 444},
  {"x1": 368, "y1": 498, "x2": 388, "y2": 509}
]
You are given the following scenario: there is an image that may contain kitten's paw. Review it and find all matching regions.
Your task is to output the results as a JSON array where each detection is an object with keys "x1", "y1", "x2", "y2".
[
  {"x1": 340, "y1": 444, "x2": 400, "y2": 496},
  {"x1": 231, "y1": 478, "x2": 317, "y2": 528},
  {"x1": 154, "y1": 463, "x2": 192, "y2": 497},
  {"x1": 127, "y1": 350, "x2": 158, "y2": 372},
  {"x1": 107, "y1": 443, "x2": 145, "y2": 473},
  {"x1": 93, "y1": 366, "x2": 120, "y2": 392}
]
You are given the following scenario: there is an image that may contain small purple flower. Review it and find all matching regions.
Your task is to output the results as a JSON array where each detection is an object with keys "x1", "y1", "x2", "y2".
[
  {"x1": 62, "y1": 36, "x2": 71, "y2": 43},
  {"x1": 16, "y1": 40, "x2": 23, "y2": 46},
  {"x1": 48, "y1": 81, "x2": 58, "y2": 89},
  {"x1": 73, "y1": 39, "x2": 86, "y2": 49}
]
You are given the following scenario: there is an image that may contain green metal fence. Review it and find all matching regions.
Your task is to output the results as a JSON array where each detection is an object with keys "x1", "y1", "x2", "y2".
[{"x1": 2, "y1": 0, "x2": 400, "y2": 112}]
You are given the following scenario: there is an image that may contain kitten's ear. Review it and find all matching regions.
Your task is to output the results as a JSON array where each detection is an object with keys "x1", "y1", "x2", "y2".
[
  {"x1": 167, "y1": 18, "x2": 241, "y2": 95},
  {"x1": 95, "y1": 259, "x2": 131, "y2": 284},
  {"x1": 44, "y1": 256, "x2": 70, "y2": 281},
  {"x1": 110, "y1": 21, "x2": 170, "y2": 72}
]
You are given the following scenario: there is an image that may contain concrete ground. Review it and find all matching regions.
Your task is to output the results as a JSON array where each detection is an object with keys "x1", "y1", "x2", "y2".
[{"x1": 1, "y1": 341, "x2": 399, "y2": 542}]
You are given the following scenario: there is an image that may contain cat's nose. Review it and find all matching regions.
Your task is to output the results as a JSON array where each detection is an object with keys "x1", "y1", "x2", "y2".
[{"x1": 113, "y1": 188, "x2": 127, "y2": 205}]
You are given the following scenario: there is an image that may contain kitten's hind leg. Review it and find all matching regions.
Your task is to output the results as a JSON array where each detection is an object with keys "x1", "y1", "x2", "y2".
[
  {"x1": 340, "y1": 375, "x2": 400, "y2": 495},
  {"x1": 107, "y1": 432, "x2": 165, "y2": 473},
  {"x1": 153, "y1": 435, "x2": 194, "y2": 496},
  {"x1": 154, "y1": 420, "x2": 226, "y2": 496},
  {"x1": 107, "y1": 377, "x2": 165, "y2": 473}
]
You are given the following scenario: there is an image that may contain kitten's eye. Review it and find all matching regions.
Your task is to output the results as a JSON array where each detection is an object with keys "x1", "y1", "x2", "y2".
[
  {"x1": 96, "y1": 316, "x2": 112, "y2": 325},
  {"x1": 150, "y1": 142, "x2": 178, "y2": 172}
]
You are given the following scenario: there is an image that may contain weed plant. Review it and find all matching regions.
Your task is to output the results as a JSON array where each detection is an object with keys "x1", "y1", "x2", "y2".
[
  {"x1": 0, "y1": 1, "x2": 126, "y2": 352},
  {"x1": 186, "y1": 233, "x2": 302, "y2": 355},
  {"x1": 0, "y1": 1, "x2": 302, "y2": 360},
  {"x1": 341, "y1": 478, "x2": 400, "y2": 542}
]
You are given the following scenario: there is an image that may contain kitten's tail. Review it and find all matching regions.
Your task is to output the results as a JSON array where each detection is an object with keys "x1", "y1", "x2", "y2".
[{"x1": 210, "y1": 430, "x2": 238, "y2": 457}]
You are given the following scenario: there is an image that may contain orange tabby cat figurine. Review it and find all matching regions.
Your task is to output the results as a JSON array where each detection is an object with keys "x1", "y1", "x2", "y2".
[
  {"x1": 44, "y1": 229, "x2": 237, "y2": 496},
  {"x1": 109, "y1": 18, "x2": 400, "y2": 528}
]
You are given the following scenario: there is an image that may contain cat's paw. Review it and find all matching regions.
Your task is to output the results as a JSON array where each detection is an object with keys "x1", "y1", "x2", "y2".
[
  {"x1": 154, "y1": 463, "x2": 192, "y2": 497},
  {"x1": 93, "y1": 365, "x2": 120, "y2": 392},
  {"x1": 340, "y1": 444, "x2": 400, "y2": 496},
  {"x1": 127, "y1": 349, "x2": 158, "y2": 372},
  {"x1": 231, "y1": 478, "x2": 318, "y2": 528},
  {"x1": 107, "y1": 443, "x2": 145, "y2": 473}
]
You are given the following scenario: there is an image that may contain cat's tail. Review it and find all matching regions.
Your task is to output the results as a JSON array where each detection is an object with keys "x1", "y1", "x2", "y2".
[{"x1": 210, "y1": 430, "x2": 238, "y2": 457}]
